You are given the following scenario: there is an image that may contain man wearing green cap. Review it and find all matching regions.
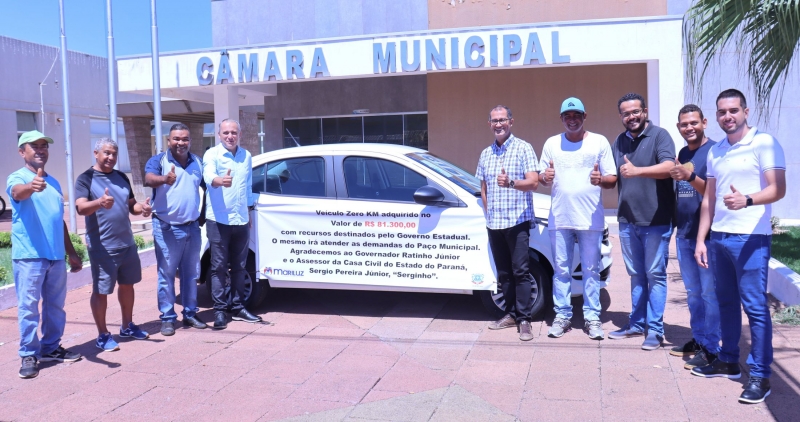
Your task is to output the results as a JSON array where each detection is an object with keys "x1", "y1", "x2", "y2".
[{"x1": 8, "y1": 130, "x2": 83, "y2": 379}]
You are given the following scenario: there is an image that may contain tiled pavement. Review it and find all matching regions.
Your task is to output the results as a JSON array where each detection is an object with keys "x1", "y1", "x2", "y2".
[{"x1": 0, "y1": 235, "x2": 799, "y2": 421}]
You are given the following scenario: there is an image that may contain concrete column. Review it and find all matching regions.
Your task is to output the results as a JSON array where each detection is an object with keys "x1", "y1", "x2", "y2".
[
  {"x1": 122, "y1": 116, "x2": 152, "y2": 201},
  {"x1": 214, "y1": 84, "x2": 238, "y2": 139},
  {"x1": 189, "y1": 122, "x2": 205, "y2": 158},
  {"x1": 238, "y1": 110, "x2": 260, "y2": 157}
]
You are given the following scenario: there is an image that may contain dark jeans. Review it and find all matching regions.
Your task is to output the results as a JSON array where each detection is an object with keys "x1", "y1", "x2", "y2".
[
  {"x1": 487, "y1": 221, "x2": 533, "y2": 322},
  {"x1": 206, "y1": 220, "x2": 249, "y2": 313},
  {"x1": 710, "y1": 231, "x2": 773, "y2": 378}
]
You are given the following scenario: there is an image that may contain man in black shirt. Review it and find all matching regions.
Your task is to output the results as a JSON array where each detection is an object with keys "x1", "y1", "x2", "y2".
[
  {"x1": 668, "y1": 104, "x2": 719, "y2": 368},
  {"x1": 607, "y1": 93, "x2": 676, "y2": 351}
]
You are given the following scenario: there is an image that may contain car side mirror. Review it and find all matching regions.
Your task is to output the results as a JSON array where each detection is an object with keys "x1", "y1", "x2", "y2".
[{"x1": 413, "y1": 186, "x2": 445, "y2": 206}]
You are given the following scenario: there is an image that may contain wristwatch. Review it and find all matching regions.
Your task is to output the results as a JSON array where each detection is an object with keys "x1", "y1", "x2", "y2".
[
  {"x1": 509, "y1": 180, "x2": 516, "y2": 189},
  {"x1": 745, "y1": 195, "x2": 753, "y2": 208},
  {"x1": 688, "y1": 172, "x2": 697, "y2": 182}
]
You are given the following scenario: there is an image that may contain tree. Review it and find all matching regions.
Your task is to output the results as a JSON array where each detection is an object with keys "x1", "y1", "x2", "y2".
[{"x1": 684, "y1": 0, "x2": 800, "y2": 114}]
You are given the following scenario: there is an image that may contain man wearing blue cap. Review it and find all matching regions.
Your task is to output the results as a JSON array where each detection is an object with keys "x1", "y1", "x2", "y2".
[
  {"x1": 539, "y1": 98, "x2": 617, "y2": 340},
  {"x1": 8, "y1": 130, "x2": 84, "y2": 378}
]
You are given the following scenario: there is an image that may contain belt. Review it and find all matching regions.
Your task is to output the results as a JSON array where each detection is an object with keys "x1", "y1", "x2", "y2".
[{"x1": 153, "y1": 214, "x2": 196, "y2": 226}]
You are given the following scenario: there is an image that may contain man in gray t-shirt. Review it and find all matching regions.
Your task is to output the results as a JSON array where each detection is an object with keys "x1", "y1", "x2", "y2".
[{"x1": 76, "y1": 138, "x2": 153, "y2": 352}]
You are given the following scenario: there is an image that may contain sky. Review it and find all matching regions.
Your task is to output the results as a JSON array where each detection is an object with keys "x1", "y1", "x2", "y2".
[{"x1": 0, "y1": 0, "x2": 211, "y2": 57}]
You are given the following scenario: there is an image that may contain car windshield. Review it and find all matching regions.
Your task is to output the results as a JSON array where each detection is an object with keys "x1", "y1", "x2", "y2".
[{"x1": 406, "y1": 152, "x2": 481, "y2": 196}]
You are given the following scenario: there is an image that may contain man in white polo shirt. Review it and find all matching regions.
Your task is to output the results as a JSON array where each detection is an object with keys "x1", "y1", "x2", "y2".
[{"x1": 691, "y1": 89, "x2": 786, "y2": 405}]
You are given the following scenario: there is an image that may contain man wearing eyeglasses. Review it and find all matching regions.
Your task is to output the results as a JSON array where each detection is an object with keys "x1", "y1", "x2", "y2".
[
  {"x1": 607, "y1": 93, "x2": 676, "y2": 351},
  {"x1": 539, "y1": 98, "x2": 617, "y2": 341},
  {"x1": 476, "y1": 105, "x2": 540, "y2": 341}
]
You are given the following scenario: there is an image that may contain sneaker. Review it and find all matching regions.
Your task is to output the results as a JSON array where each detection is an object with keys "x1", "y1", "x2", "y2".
[
  {"x1": 488, "y1": 314, "x2": 517, "y2": 330},
  {"x1": 40, "y1": 345, "x2": 82, "y2": 363},
  {"x1": 120, "y1": 322, "x2": 149, "y2": 340},
  {"x1": 96, "y1": 333, "x2": 120, "y2": 352},
  {"x1": 684, "y1": 349, "x2": 715, "y2": 369},
  {"x1": 691, "y1": 358, "x2": 741, "y2": 379},
  {"x1": 641, "y1": 332, "x2": 664, "y2": 350},
  {"x1": 518, "y1": 320, "x2": 534, "y2": 341},
  {"x1": 739, "y1": 377, "x2": 771, "y2": 404},
  {"x1": 232, "y1": 309, "x2": 262, "y2": 323},
  {"x1": 160, "y1": 321, "x2": 175, "y2": 337},
  {"x1": 584, "y1": 320, "x2": 604, "y2": 340},
  {"x1": 548, "y1": 317, "x2": 572, "y2": 338},
  {"x1": 608, "y1": 324, "x2": 644, "y2": 340},
  {"x1": 670, "y1": 338, "x2": 701, "y2": 357},
  {"x1": 18, "y1": 356, "x2": 39, "y2": 379}
]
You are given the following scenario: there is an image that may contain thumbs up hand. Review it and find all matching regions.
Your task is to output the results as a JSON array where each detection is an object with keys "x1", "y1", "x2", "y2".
[
  {"x1": 99, "y1": 187, "x2": 115, "y2": 209},
  {"x1": 723, "y1": 184, "x2": 747, "y2": 210},
  {"x1": 542, "y1": 159, "x2": 555, "y2": 184},
  {"x1": 222, "y1": 168, "x2": 233, "y2": 188},
  {"x1": 164, "y1": 164, "x2": 177, "y2": 186},
  {"x1": 30, "y1": 167, "x2": 47, "y2": 192},
  {"x1": 669, "y1": 158, "x2": 691, "y2": 181},
  {"x1": 590, "y1": 163, "x2": 602, "y2": 186},
  {"x1": 619, "y1": 155, "x2": 639, "y2": 178},
  {"x1": 140, "y1": 197, "x2": 152, "y2": 217},
  {"x1": 496, "y1": 167, "x2": 511, "y2": 188}
]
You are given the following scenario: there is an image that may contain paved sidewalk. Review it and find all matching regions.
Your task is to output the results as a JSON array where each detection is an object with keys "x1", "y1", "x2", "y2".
[{"x1": 0, "y1": 235, "x2": 798, "y2": 421}]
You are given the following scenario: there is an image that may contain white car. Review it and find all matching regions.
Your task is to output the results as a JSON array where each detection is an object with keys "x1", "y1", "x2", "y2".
[{"x1": 200, "y1": 143, "x2": 612, "y2": 318}]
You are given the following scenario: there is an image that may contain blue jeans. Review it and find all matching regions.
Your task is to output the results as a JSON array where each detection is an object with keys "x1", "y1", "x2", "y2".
[
  {"x1": 550, "y1": 229, "x2": 603, "y2": 321},
  {"x1": 153, "y1": 218, "x2": 201, "y2": 322},
  {"x1": 676, "y1": 237, "x2": 720, "y2": 354},
  {"x1": 619, "y1": 223, "x2": 672, "y2": 336},
  {"x1": 13, "y1": 258, "x2": 67, "y2": 358},
  {"x1": 710, "y1": 232, "x2": 772, "y2": 378}
]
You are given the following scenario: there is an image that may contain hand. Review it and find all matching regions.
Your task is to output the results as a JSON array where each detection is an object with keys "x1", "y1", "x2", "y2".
[
  {"x1": 619, "y1": 155, "x2": 639, "y2": 178},
  {"x1": 31, "y1": 168, "x2": 47, "y2": 192},
  {"x1": 496, "y1": 168, "x2": 510, "y2": 188},
  {"x1": 542, "y1": 160, "x2": 555, "y2": 184},
  {"x1": 67, "y1": 253, "x2": 83, "y2": 273},
  {"x1": 669, "y1": 158, "x2": 692, "y2": 181},
  {"x1": 694, "y1": 240, "x2": 709, "y2": 269},
  {"x1": 164, "y1": 165, "x2": 177, "y2": 186},
  {"x1": 140, "y1": 197, "x2": 152, "y2": 218},
  {"x1": 590, "y1": 163, "x2": 602, "y2": 186},
  {"x1": 99, "y1": 188, "x2": 115, "y2": 209},
  {"x1": 723, "y1": 185, "x2": 747, "y2": 210},
  {"x1": 222, "y1": 169, "x2": 233, "y2": 188}
]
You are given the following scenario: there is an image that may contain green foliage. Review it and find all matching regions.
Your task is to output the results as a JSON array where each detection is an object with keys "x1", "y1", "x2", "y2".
[
  {"x1": 684, "y1": 0, "x2": 800, "y2": 119},
  {"x1": 0, "y1": 231, "x2": 11, "y2": 248},
  {"x1": 67, "y1": 233, "x2": 87, "y2": 263},
  {"x1": 772, "y1": 226, "x2": 800, "y2": 274},
  {"x1": 774, "y1": 306, "x2": 800, "y2": 326},
  {"x1": 134, "y1": 235, "x2": 146, "y2": 250},
  {"x1": 0, "y1": 265, "x2": 7, "y2": 283}
]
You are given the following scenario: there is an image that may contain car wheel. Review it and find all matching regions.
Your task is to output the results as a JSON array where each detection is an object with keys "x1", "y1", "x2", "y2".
[
  {"x1": 203, "y1": 251, "x2": 269, "y2": 309},
  {"x1": 478, "y1": 257, "x2": 551, "y2": 320}
]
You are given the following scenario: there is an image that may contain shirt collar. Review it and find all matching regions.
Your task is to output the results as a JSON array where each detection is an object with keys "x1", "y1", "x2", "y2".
[
  {"x1": 166, "y1": 149, "x2": 195, "y2": 167},
  {"x1": 216, "y1": 142, "x2": 243, "y2": 158},
  {"x1": 625, "y1": 120, "x2": 652, "y2": 140},
  {"x1": 491, "y1": 134, "x2": 516, "y2": 153}
]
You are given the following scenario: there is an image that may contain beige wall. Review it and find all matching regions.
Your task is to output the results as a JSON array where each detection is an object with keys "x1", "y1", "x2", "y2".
[
  {"x1": 428, "y1": 0, "x2": 667, "y2": 29},
  {"x1": 427, "y1": 63, "x2": 648, "y2": 209}
]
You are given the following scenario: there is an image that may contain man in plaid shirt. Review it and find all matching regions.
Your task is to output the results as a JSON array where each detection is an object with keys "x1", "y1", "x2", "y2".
[{"x1": 476, "y1": 105, "x2": 541, "y2": 341}]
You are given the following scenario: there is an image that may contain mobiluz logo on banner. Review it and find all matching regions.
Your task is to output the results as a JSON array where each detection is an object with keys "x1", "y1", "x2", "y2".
[{"x1": 195, "y1": 30, "x2": 569, "y2": 85}]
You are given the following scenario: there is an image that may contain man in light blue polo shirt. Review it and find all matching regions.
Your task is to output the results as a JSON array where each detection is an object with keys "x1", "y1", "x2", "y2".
[
  {"x1": 8, "y1": 130, "x2": 83, "y2": 379},
  {"x1": 145, "y1": 123, "x2": 207, "y2": 336},
  {"x1": 202, "y1": 118, "x2": 261, "y2": 329}
]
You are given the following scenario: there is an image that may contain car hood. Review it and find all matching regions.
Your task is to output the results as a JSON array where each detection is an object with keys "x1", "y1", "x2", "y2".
[{"x1": 532, "y1": 192, "x2": 551, "y2": 219}]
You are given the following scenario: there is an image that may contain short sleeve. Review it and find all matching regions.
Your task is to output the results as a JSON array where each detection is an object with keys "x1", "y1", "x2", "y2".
[
  {"x1": 522, "y1": 142, "x2": 538, "y2": 174},
  {"x1": 118, "y1": 172, "x2": 135, "y2": 200},
  {"x1": 74, "y1": 171, "x2": 93, "y2": 200},
  {"x1": 538, "y1": 141, "x2": 551, "y2": 172},
  {"x1": 598, "y1": 138, "x2": 617, "y2": 176},
  {"x1": 6, "y1": 172, "x2": 26, "y2": 200},
  {"x1": 756, "y1": 133, "x2": 786, "y2": 172},
  {"x1": 475, "y1": 152, "x2": 485, "y2": 180},
  {"x1": 654, "y1": 129, "x2": 676, "y2": 164},
  {"x1": 144, "y1": 153, "x2": 164, "y2": 175},
  {"x1": 706, "y1": 148, "x2": 716, "y2": 179}
]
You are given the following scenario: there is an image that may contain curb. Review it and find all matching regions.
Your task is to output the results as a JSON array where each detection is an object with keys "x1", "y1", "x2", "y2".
[
  {"x1": 0, "y1": 247, "x2": 157, "y2": 312},
  {"x1": 768, "y1": 258, "x2": 800, "y2": 306}
]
